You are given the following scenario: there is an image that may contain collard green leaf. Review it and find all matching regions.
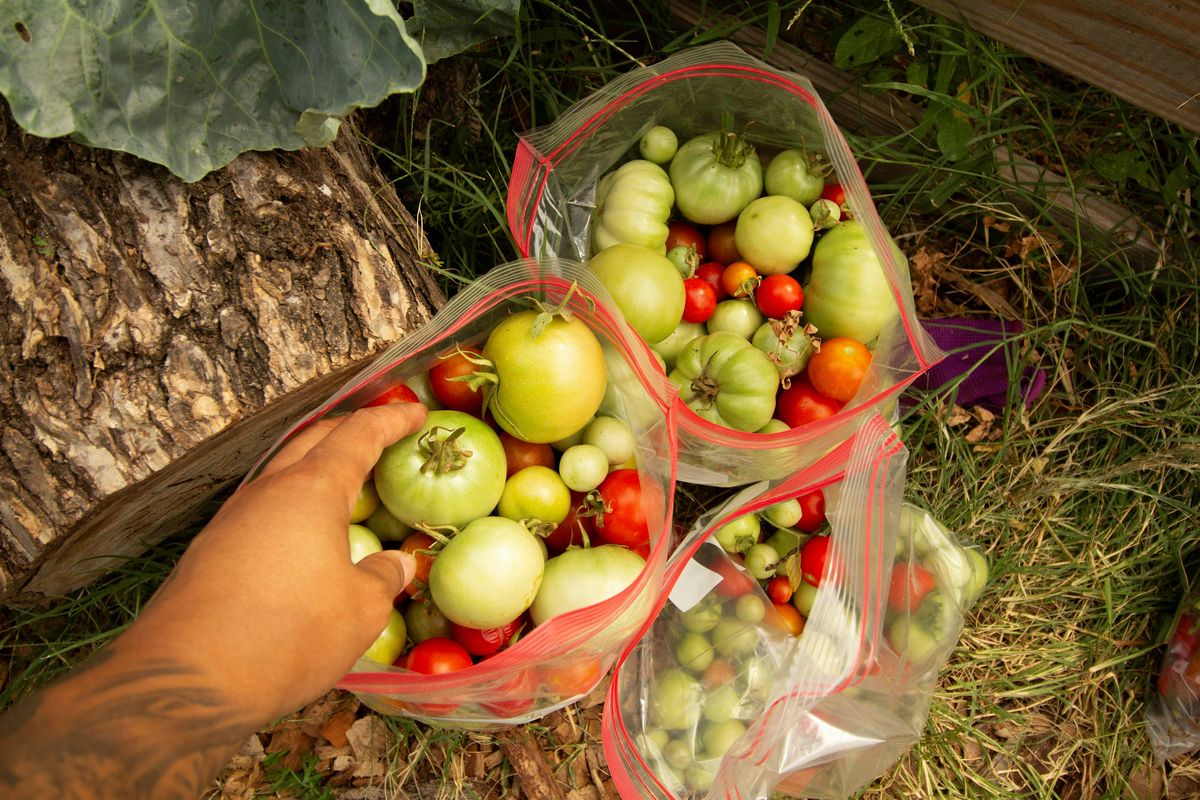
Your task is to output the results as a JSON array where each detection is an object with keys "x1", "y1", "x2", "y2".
[
  {"x1": 408, "y1": 0, "x2": 521, "y2": 64},
  {"x1": 0, "y1": 0, "x2": 426, "y2": 182}
]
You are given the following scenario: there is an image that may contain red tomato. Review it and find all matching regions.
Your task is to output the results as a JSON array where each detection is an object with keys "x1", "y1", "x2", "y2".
[
  {"x1": 820, "y1": 183, "x2": 847, "y2": 218},
  {"x1": 1170, "y1": 614, "x2": 1200, "y2": 661},
  {"x1": 364, "y1": 382, "x2": 419, "y2": 407},
  {"x1": 768, "y1": 601, "x2": 806, "y2": 636},
  {"x1": 800, "y1": 535, "x2": 831, "y2": 586},
  {"x1": 682, "y1": 277, "x2": 717, "y2": 323},
  {"x1": 428, "y1": 347, "x2": 485, "y2": 414},
  {"x1": 710, "y1": 556, "x2": 757, "y2": 597},
  {"x1": 777, "y1": 377, "x2": 844, "y2": 428},
  {"x1": 396, "y1": 532, "x2": 436, "y2": 599},
  {"x1": 695, "y1": 262, "x2": 728, "y2": 301},
  {"x1": 666, "y1": 220, "x2": 708, "y2": 259},
  {"x1": 707, "y1": 221, "x2": 741, "y2": 265},
  {"x1": 720, "y1": 261, "x2": 759, "y2": 299},
  {"x1": 482, "y1": 669, "x2": 540, "y2": 717},
  {"x1": 766, "y1": 575, "x2": 793, "y2": 604},
  {"x1": 807, "y1": 337, "x2": 871, "y2": 403},
  {"x1": 450, "y1": 617, "x2": 524, "y2": 657},
  {"x1": 589, "y1": 469, "x2": 662, "y2": 549},
  {"x1": 545, "y1": 657, "x2": 604, "y2": 699},
  {"x1": 886, "y1": 563, "x2": 936, "y2": 613},
  {"x1": 406, "y1": 638, "x2": 474, "y2": 674},
  {"x1": 795, "y1": 490, "x2": 827, "y2": 534},
  {"x1": 499, "y1": 432, "x2": 556, "y2": 478},
  {"x1": 755, "y1": 274, "x2": 804, "y2": 319},
  {"x1": 543, "y1": 491, "x2": 591, "y2": 553}
]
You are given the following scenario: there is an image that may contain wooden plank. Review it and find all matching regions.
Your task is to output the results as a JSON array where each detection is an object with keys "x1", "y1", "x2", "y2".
[
  {"x1": 666, "y1": 0, "x2": 1161, "y2": 270},
  {"x1": 911, "y1": 0, "x2": 1200, "y2": 133}
]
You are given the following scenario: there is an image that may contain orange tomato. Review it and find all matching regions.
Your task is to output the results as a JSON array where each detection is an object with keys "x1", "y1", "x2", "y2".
[
  {"x1": 806, "y1": 337, "x2": 871, "y2": 403},
  {"x1": 544, "y1": 656, "x2": 604, "y2": 700},
  {"x1": 719, "y1": 261, "x2": 759, "y2": 298},
  {"x1": 768, "y1": 602, "x2": 806, "y2": 636}
]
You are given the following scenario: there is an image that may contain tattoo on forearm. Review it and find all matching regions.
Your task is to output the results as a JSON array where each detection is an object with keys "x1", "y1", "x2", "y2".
[{"x1": 0, "y1": 654, "x2": 255, "y2": 800}]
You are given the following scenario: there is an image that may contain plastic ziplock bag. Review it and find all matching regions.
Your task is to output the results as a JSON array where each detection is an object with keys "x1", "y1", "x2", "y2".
[
  {"x1": 244, "y1": 259, "x2": 678, "y2": 727},
  {"x1": 1148, "y1": 582, "x2": 1200, "y2": 762},
  {"x1": 602, "y1": 416, "x2": 987, "y2": 799},
  {"x1": 506, "y1": 41, "x2": 943, "y2": 487}
]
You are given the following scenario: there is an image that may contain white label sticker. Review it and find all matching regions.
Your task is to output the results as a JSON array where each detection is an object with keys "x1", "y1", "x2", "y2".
[{"x1": 668, "y1": 558, "x2": 725, "y2": 612}]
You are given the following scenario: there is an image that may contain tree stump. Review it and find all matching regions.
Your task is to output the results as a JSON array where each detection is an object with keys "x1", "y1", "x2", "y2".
[{"x1": 0, "y1": 108, "x2": 445, "y2": 602}]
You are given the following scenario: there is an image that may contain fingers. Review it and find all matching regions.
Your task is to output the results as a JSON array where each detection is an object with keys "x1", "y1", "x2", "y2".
[
  {"x1": 256, "y1": 416, "x2": 345, "y2": 479},
  {"x1": 355, "y1": 550, "x2": 417, "y2": 601},
  {"x1": 300, "y1": 403, "x2": 428, "y2": 490}
]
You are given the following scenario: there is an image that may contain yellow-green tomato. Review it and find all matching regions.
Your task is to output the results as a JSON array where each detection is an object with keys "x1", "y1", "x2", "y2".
[
  {"x1": 365, "y1": 501, "x2": 412, "y2": 542},
  {"x1": 712, "y1": 618, "x2": 758, "y2": 657},
  {"x1": 583, "y1": 415, "x2": 635, "y2": 466},
  {"x1": 734, "y1": 195, "x2": 814, "y2": 275},
  {"x1": 350, "y1": 481, "x2": 380, "y2": 523},
  {"x1": 499, "y1": 465, "x2": 571, "y2": 525},
  {"x1": 348, "y1": 524, "x2": 382, "y2": 564},
  {"x1": 714, "y1": 514, "x2": 760, "y2": 554},
  {"x1": 702, "y1": 718, "x2": 747, "y2": 759},
  {"x1": 675, "y1": 632, "x2": 716, "y2": 673},
  {"x1": 702, "y1": 683, "x2": 741, "y2": 722},
  {"x1": 662, "y1": 738, "x2": 693, "y2": 770},
  {"x1": 792, "y1": 579, "x2": 818, "y2": 617},
  {"x1": 361, "y1": 609, "x2": 406, "y2": 665},
  {"x1": 650, "y1": 668, "x2": 702, "y2": 730},
  {"x1": 592, "y1": 159, "x2": 674, "y2": 253},
  {"x1": 428, "y1": 516, "x2": 545, "y2": 629},
  {"x1": 484, "y1": 310, "x2": 607, "y2": 443},
  {"x1": 558, "y1": 444, "x2": 609, "y2": 492},
  {"x1": 588, "y1": 243, "x2": 686, "y2": 344},
  {"x1": 707, "y1": 299, "x2": 765, "y2": 341},
  {"x1": 762, "y1": 499, "x2": 803, "y2": 529},
  {"x1": 803, "y1": 220, "x2": 901, "y2": 344},
  {"x1": 639, "y1": 125, "x2": 679, "y2": 165},
  {"x1": 529, "y1": 544, "x2": 645, "y2": 626},
  {"x1": 686, "y1": 766, "x2": 717, "y2": 794},
  {"x1": 735, "y1": 593, "x2": 767, "y2": 623},
  {"x1": 764, "y1": 148, "x2": 826, "y2": 206},
  {"x1": 670, "y1": 131, "x2": 763, "y2": 225},
  {"x1": 681, "y1": 601, "x2": 722, "y2": 634},
  {"x1": 670, "y1": 332, "x2": 779, "y2": 432},
  {"x1": 650, "y1": 320, "x2": 707, "y2": 369}
]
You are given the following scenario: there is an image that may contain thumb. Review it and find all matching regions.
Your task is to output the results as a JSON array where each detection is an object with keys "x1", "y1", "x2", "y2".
[{"x1": 354, "y1": 550, "x2": 418, "y2": 601}]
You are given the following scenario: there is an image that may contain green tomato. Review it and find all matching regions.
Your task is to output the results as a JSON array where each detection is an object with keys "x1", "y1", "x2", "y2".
[
  {"x1": 707, "y1": 299, "x2": 765, "y2": 340},
  {"x1": 752, "y1": 321, "x2": 814, "y2": 379},
  {"x1": 428, "y1": 516, "x2": 545, "y2": 629},
  {"x1": 701, "y1": 718, "x2": 746, "y2": 759},
  {"x1": 558, "y1": 444, "x2": 609, "y2": 492},
  {"x1": 661, "y1": 738, "x2": 693, "y2": 771},
  {"x1": 734, "y1": 195, "x2": 814, "y2": 275},
  {"x1": 792, "y1": 579, "x2": 818, "y2": 617},
  {"x1": 803, "y1": 220, "x2": 900, "y2": 344},
  {"x1": 403, "y1": 600, "x2": 453, "y2": 643},
  {"x1": 350, "y1": 481, "x2": 380, "y2": 523},
  {"x1": 744, "y1": 543, "x2": 780, "y2": 580},
  {"x1": 592, "y1": 159, "x2": 674, "y2": 253},
  {"x1": 764, "y1": 528, "x2": 803, "y2": 559},
  {"x1": 809, "y1": 198, "x2": 841, "y2": 231},
  {"x1": 670, "y1": 332, "x2": 779, "y2": 432},
  {"x1": 686, "y1": 766, "x2": 716, "y2": 793},
  {"x1": 714, "y1": 514, "x2": 761, "y2": 554},
  {"x1": 583, "y1": 415, "x2": 635, "y2": 466},
  {"x1": 528, "y1": 544, "x2": 645, "y2": 626},
  {"x1": 735, "y1": 593, "x2": 767, "y2": 623},
  {"x1": 757, "y1": 418, "x2": 789, "y2": 434},
  {"x1": 361, "y1": 609, "x2": 407, "y2": 665},
  {"x1": 670, "y1": 131, "x2": 763, "y2": 225},
  {"x1": 712, "y1": 618, "x2": 758, "y2": 657},
  {"x1": 365, "y1": 501, "x2": 412, "y2": 542},
  {"x1": 484, "y1": 310, "x2": 608, "y2": 443},
  {"x1": 762, "y1": 499, "x2": 803, "y2": 529},
  {"x1": 764, "y1": 148, "x2": 826, "y2": 206},
  {"x1": 374, "y1": 410, "x2": 507, "y2": 529},
  {"x1": 681, "y1": 601, "x2": 722, "y2": 634},
  {"x1": 962, "y1": 548, "x2": 990, "y2": 607},
  {"x1": 588, "y1": 243, "x2": 686, "y2": 344},
  {"x1": 639, "y1": 125, "x2": 679, "y2": 165},
  {"x1": 650, "y1": 668, "x2": 702, "y2": 730},
  {"x1": 498, "y1": 465, "x2": 571, "y2": 525},
  {"x1": 675, "y1": 632, "x2": 716, "y2": 673},
  {"x1": 650, "y1": 320, "x2": 707, "y2": 369},
  {"x1": 702, "y1": 683, "x2": 741, "y2": 722},
  {"x1": 348, "y1": 524, "x2": 383, "y2": 565}
]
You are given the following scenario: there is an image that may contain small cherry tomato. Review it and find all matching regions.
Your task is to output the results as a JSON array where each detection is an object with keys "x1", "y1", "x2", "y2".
[
  {"x1": 795, "y1": 490, "x2": 827, "y2": 534},
  {"x1": 886, "y1": 562, "x2": 936, "y2": 613},
  {"x1": 755, "y1": 274, "x2": 804, "y2": 319},
  {"x1": 450, "y1": 617, "x2": 524, "y2": 657},
  {"x1": 768, "y1": 601, "x2": 806, "y2": 636},
  {"x1": 428, "y1": 347, "x2": 485, "y2": 414},
  {"x1": 499, "y1": 432, "x2": 556, "y2": 477},
  {"x1": 820, "y1": 183, "x2": 847, "y2": 218},
  {"x1": 695, "y1": 262, "x2": 728, "y2": 301},
  {"x1": 776, "y1": 377, "x2": 844, "y2": 428},
  {"x1": 806, "y1": 337, "x2": 872, "y2": 403},
  {"x1": 766, "y1": 575, "x2": 793, "y2": 604},
  {"x1": 396, "y1": 532, "x2": 436, "y2": 599},
  {"x1": 800, "y1": 535, "x2": 831, "y2": 586},
  {"x1": 364, "y1": 382, "x2": 419, "y2": 407},
  {"x1": 682, "y1": 277, "x2": 718, "y2": 323},
  {"x1": 666, "y1": 220, "x2": 708, "y2": 259},
  {"x1": 720, "y1": 261, "x2": 759, "y2": 299},
  {"x1": 589, "y1": 469, "x2": 663, "y2": 549},
  {"x1": 482, "y1": 668, "x2": 540, "y2": 717},
  {"x1": 708, "y1": 220, "x2": 741, "y2": 265},
  {"x1": 544, "y1": 491, "x2": 590, "y2": 553}
]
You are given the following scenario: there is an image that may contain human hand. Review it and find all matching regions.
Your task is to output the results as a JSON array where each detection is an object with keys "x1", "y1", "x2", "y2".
[{"x1": 121, "y1": 401, "x2": 428, "y2": 722}]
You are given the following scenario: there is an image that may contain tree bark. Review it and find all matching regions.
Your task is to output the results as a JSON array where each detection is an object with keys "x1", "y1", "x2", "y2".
[{"x1": 0, "y1": 107, "x2": 445, "y2": 602}]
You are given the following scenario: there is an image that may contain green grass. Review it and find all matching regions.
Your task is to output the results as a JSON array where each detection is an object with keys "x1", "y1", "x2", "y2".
[{"x1": 3, "y1": 1, "x2": 1198, "y2": 798}]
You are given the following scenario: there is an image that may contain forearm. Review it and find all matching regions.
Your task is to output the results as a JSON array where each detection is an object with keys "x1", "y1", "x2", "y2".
[{"x1": 0, "y1": 642, "x2": 258, "y2": 800}]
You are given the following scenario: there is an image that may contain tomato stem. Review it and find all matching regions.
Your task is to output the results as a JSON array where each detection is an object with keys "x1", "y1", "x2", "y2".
[{"x1": 418, "y1": 426, "x2": 473, "y2": 473}]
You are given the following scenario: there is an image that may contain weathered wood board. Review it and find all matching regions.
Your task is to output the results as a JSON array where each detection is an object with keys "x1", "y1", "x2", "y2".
[{"x1": 0, "y1": 110, "x2": 445, "y2": 602}]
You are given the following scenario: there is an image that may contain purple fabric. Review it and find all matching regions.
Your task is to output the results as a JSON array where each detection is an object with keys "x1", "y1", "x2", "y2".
[{"x1": 912, "y1": 318, "x2": 1047, "y2": 412}]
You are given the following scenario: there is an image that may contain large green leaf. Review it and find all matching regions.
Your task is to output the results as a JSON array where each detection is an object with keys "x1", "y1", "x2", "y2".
[
  {"x1": 0, "y1": 0, "x2": 426, "y2": 182},
  {"x1": 409, "y1": 0, "x2": 521, "y2": 64}
]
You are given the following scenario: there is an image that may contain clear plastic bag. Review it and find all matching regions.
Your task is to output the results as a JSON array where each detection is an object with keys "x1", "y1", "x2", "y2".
[
  {"x1": 601, "y1": 416, "x2": 987, "y2": 799},
  {"x1": 1147, "y1": 583, "x2": 1200, "y2": 762},
  {"x1": 506, "y1": 42, "x2": 943, "y2": 487},
  {"x1": 245, "y1": 259, "x2": 678, "y2": 727}
]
